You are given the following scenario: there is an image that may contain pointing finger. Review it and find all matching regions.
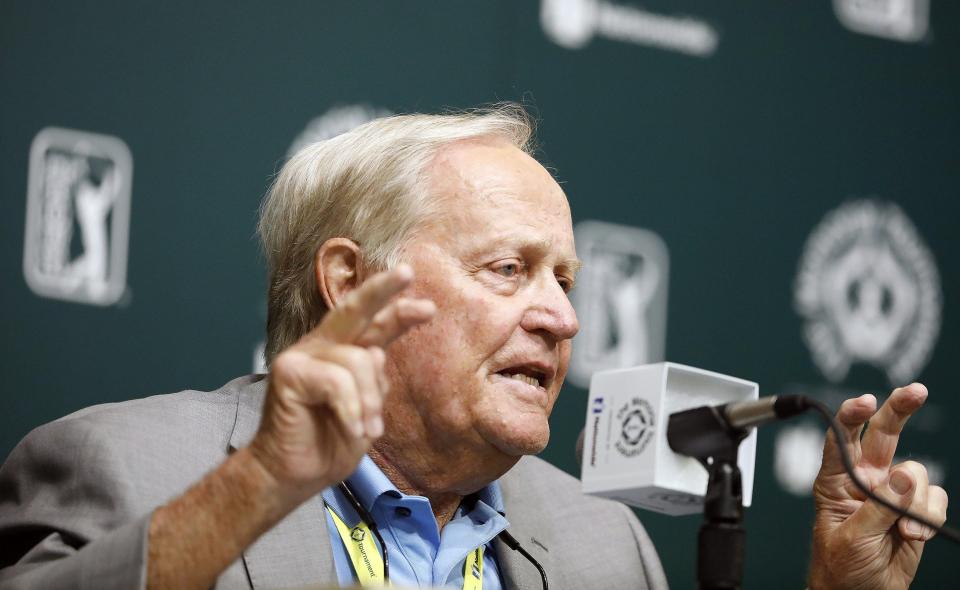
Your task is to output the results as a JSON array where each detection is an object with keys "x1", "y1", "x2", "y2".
[
  {"x1": 819, "y1": 394, "x2": 875, "y2": 477},
  {"x1": 318, "y1": 265, "x2": 415, "y2": 345},
  {"x1": 355, "y1": 298, "x2": 437, "y2": 348},
  {"x1": 861, "y1": 383, "x2": 928, "y2": 470}
]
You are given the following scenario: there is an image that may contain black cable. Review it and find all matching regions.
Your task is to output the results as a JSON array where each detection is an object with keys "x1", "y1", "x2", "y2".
[
  {"x1": 803, "y1": 397, "x2": 960, "y2": 545},
  {"x1": 497, "y1": 529, "x2": 549, "y2": 590},
  {"x1": 337, "y1": 481, "x2": 390, "y2": 582}
]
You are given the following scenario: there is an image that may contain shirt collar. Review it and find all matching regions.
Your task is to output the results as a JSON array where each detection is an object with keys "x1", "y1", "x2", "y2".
[
  {"x1": 321, "y1": 455, "x2": 506, "y2": 523},
  {"x1": 347, "y1": 455, "x2": 401, "y2": 512}
]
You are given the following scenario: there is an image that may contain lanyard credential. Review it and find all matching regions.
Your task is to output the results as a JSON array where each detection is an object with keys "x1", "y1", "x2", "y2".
[{"x1": 325, "y1": 505, "x2": 485, "y2": 589}]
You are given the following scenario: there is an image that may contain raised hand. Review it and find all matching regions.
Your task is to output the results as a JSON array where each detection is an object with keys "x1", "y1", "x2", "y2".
[
  {"x1": 808, "y1": 383, "x2": 949, "y2": 590},
  {"x1": 248, "y1": 264, "x2": 435, "y2": 503}
]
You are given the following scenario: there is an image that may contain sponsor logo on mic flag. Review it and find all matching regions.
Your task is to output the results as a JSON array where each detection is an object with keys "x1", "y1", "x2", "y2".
[
  {"x1": 592, "y1": 397, "x2": 604, "y2": 414},
  {"x1": 615, "y1": 397, "x2": 654, "y2": 457}
]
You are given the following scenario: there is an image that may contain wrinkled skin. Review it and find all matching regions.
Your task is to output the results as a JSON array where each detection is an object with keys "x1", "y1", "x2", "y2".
[{"x1": 809, "y1": 384, "x2": 949, "y2": 589}]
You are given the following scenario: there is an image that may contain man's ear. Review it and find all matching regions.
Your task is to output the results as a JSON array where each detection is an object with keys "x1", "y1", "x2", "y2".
[{"x1": 315, "y1": 238, "x2": 364, "y2": 309}]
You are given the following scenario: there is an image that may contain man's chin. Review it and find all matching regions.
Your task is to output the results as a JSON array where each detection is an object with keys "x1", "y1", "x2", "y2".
[{"x1": 480, "y1": 422, "x2": 551, "y2": 457}]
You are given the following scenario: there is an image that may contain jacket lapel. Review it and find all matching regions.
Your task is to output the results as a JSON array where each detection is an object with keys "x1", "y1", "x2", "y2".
[
  {"x1": 227, "y1": 377, "x2": 337, "y2": 589},
  {"x1": 497, "y1": 462, "x2": 554, "y2": 590},
  {"x1": 494, "y1": 532, "x2": 551, "y2": 590}
]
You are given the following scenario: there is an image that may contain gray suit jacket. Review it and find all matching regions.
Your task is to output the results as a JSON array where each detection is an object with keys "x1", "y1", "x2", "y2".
[{"x1": 0, "y1": 376, "x2": 667, "y2": 589}]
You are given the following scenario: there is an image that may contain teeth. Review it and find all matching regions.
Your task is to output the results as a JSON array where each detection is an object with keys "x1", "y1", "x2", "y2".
[{"x1": 507, "y1": 373, "x2": 541, "y2": 388}]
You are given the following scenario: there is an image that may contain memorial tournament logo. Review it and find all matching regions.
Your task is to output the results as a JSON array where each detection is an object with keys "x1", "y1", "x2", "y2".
[
  {"x1": 614, "y1": 397, "x2": 654, "y2": 457},
  {"x1": 540, "y1": 0, "x2": 718, "y2": 57},
  {"x1": 23, "y1": 128, "x2": 133, "y2": 306},
  {"x1": 833, "y1": 0, "x2": 929, "y2": 43},
  {"x1": 794, "y1": 200, "x2": 941, "y2": 385},
  {"x1": 569, "y1": 221, "x2": 668, "y2": 388}
]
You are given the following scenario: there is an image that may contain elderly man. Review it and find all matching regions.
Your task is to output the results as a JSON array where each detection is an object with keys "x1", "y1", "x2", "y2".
[{"x1": 0, "y1": 105, "x2": 948, "y2": 589}]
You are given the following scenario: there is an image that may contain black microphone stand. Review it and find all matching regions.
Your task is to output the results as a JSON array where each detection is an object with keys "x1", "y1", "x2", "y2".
[{"x1": 668, "y1": 406, "x2": 750, "y2": 590}]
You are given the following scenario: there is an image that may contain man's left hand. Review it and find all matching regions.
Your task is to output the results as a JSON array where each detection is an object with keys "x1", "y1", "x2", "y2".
[{"x1": 808, "y1": 383, "x2": 949, "y2": 590}]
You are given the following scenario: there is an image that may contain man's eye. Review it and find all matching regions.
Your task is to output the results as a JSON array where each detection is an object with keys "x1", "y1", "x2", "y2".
[{"x1": 495, "y1": 263, "x2": 520, "y2": 277}]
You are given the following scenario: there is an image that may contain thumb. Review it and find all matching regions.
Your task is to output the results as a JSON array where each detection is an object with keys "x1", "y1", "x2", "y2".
[{"x1": 846, "y1": 469, "x2": 916, "y2": 536}]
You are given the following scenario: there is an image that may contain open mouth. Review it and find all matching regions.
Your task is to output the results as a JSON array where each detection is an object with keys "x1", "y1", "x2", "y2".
[{"x1": 496, "y1": 367, "x2": 547, "y2": 389}]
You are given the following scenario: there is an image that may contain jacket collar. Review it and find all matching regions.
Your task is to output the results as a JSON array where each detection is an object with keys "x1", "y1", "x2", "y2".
[{"x1": 495, "y1": 456, "x2": 555, "y2": 590}]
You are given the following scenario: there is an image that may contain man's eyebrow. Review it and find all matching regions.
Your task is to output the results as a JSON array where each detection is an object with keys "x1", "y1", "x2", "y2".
[
  {"x1": 560, "y1": 258, "x2": 583, "y2": 275},
  {"x1": 517, "y1": 238, "x2": 582, "y2": 274},
  {"x1": 477, "y1": 236, "x2": 582, "y2": 273}
]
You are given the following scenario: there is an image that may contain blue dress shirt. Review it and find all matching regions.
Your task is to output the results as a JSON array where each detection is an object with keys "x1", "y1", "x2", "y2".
[{"x1": 321, "y1": 456, "x2": 510, "y2": 589}]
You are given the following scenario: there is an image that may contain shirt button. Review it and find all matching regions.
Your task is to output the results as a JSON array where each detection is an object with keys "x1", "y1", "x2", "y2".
[{"x1": 395, "y1": 506, "x2": 412, "y2": 517}]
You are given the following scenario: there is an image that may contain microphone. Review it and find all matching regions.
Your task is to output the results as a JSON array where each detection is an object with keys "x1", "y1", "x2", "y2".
[
  {"x1": 579, "y1": 362, "x2": 762, "y2": 516},
  {"x1": 576, "y1": 396, "x2": 806, "y2": 465},
  {"x1": 666, "y1": 395, "x2": 808, "y2": 460},
  {"x1": 721, "y1": 395, "x2": 809, "y2": 429}
]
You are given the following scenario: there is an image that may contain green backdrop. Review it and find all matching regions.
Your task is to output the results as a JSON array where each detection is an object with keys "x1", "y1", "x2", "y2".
[{"x1": 2, "y1": 1, "x2": 957, "y2": 587}]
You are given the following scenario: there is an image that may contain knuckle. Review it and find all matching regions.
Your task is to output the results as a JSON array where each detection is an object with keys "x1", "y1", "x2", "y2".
[
  {"x1": 900, "y1": 460, "x2": 927, "y2": 478},
  {"x1": 364, "y1": 393, "x2": 383, "y2": 412},
  {"x1": 322, "y1": 363, "x2": 356, "y2": 395},
  {"x1": 269, "y1": 350, "x2": 300, "y2": 378},
  {"x1": 341, "y1": 345, "x2": 374, "y2": 372}
]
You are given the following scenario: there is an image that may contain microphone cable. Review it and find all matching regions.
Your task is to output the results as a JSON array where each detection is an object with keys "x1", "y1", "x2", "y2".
[
  {"x1": 497, "y1": 528, "x2": 549, "y2": 590},
  {"x1": 799, "y1": 397, "x2": 960, "y2": 545}
]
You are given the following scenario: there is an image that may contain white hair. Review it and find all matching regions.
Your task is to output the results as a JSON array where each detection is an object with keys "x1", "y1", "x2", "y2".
[{"x1": 258, "y1": 103, "x2": 535, "y2": 362}]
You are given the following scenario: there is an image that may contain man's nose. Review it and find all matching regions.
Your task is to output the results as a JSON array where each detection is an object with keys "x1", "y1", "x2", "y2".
[{"x1": 521, "y1": 273, "x2": 580, "y2": 341}]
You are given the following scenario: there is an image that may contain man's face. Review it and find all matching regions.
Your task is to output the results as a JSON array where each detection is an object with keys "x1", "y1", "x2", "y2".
[{"x1": 383, "y1": 138, "x2": 580, "y2": 463}]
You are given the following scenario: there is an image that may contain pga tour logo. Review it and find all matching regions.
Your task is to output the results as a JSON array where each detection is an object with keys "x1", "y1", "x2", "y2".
[
  {"x1": 794, "y1": 200, "x2": 941, "y2": 385},
  {"x1": 569, "y1": 221, "x2": 669, "y2": 388},
  {"x1": 23, "y1": 128, "x2": 133, "y2": 306}
]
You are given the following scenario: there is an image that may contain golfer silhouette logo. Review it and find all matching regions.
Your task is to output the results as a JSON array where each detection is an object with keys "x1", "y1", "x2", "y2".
[
  {"x1": 23, "y1": 128, "x2": 133, "y2": 306},
  {"x1": 569, "y1": 221, "x2": 669, "y2": 388}
]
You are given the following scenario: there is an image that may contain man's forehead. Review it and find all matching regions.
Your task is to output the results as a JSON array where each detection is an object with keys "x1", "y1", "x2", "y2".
[{"x1": 430, "y1": 138, "x2": 558, "y2": 191}]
